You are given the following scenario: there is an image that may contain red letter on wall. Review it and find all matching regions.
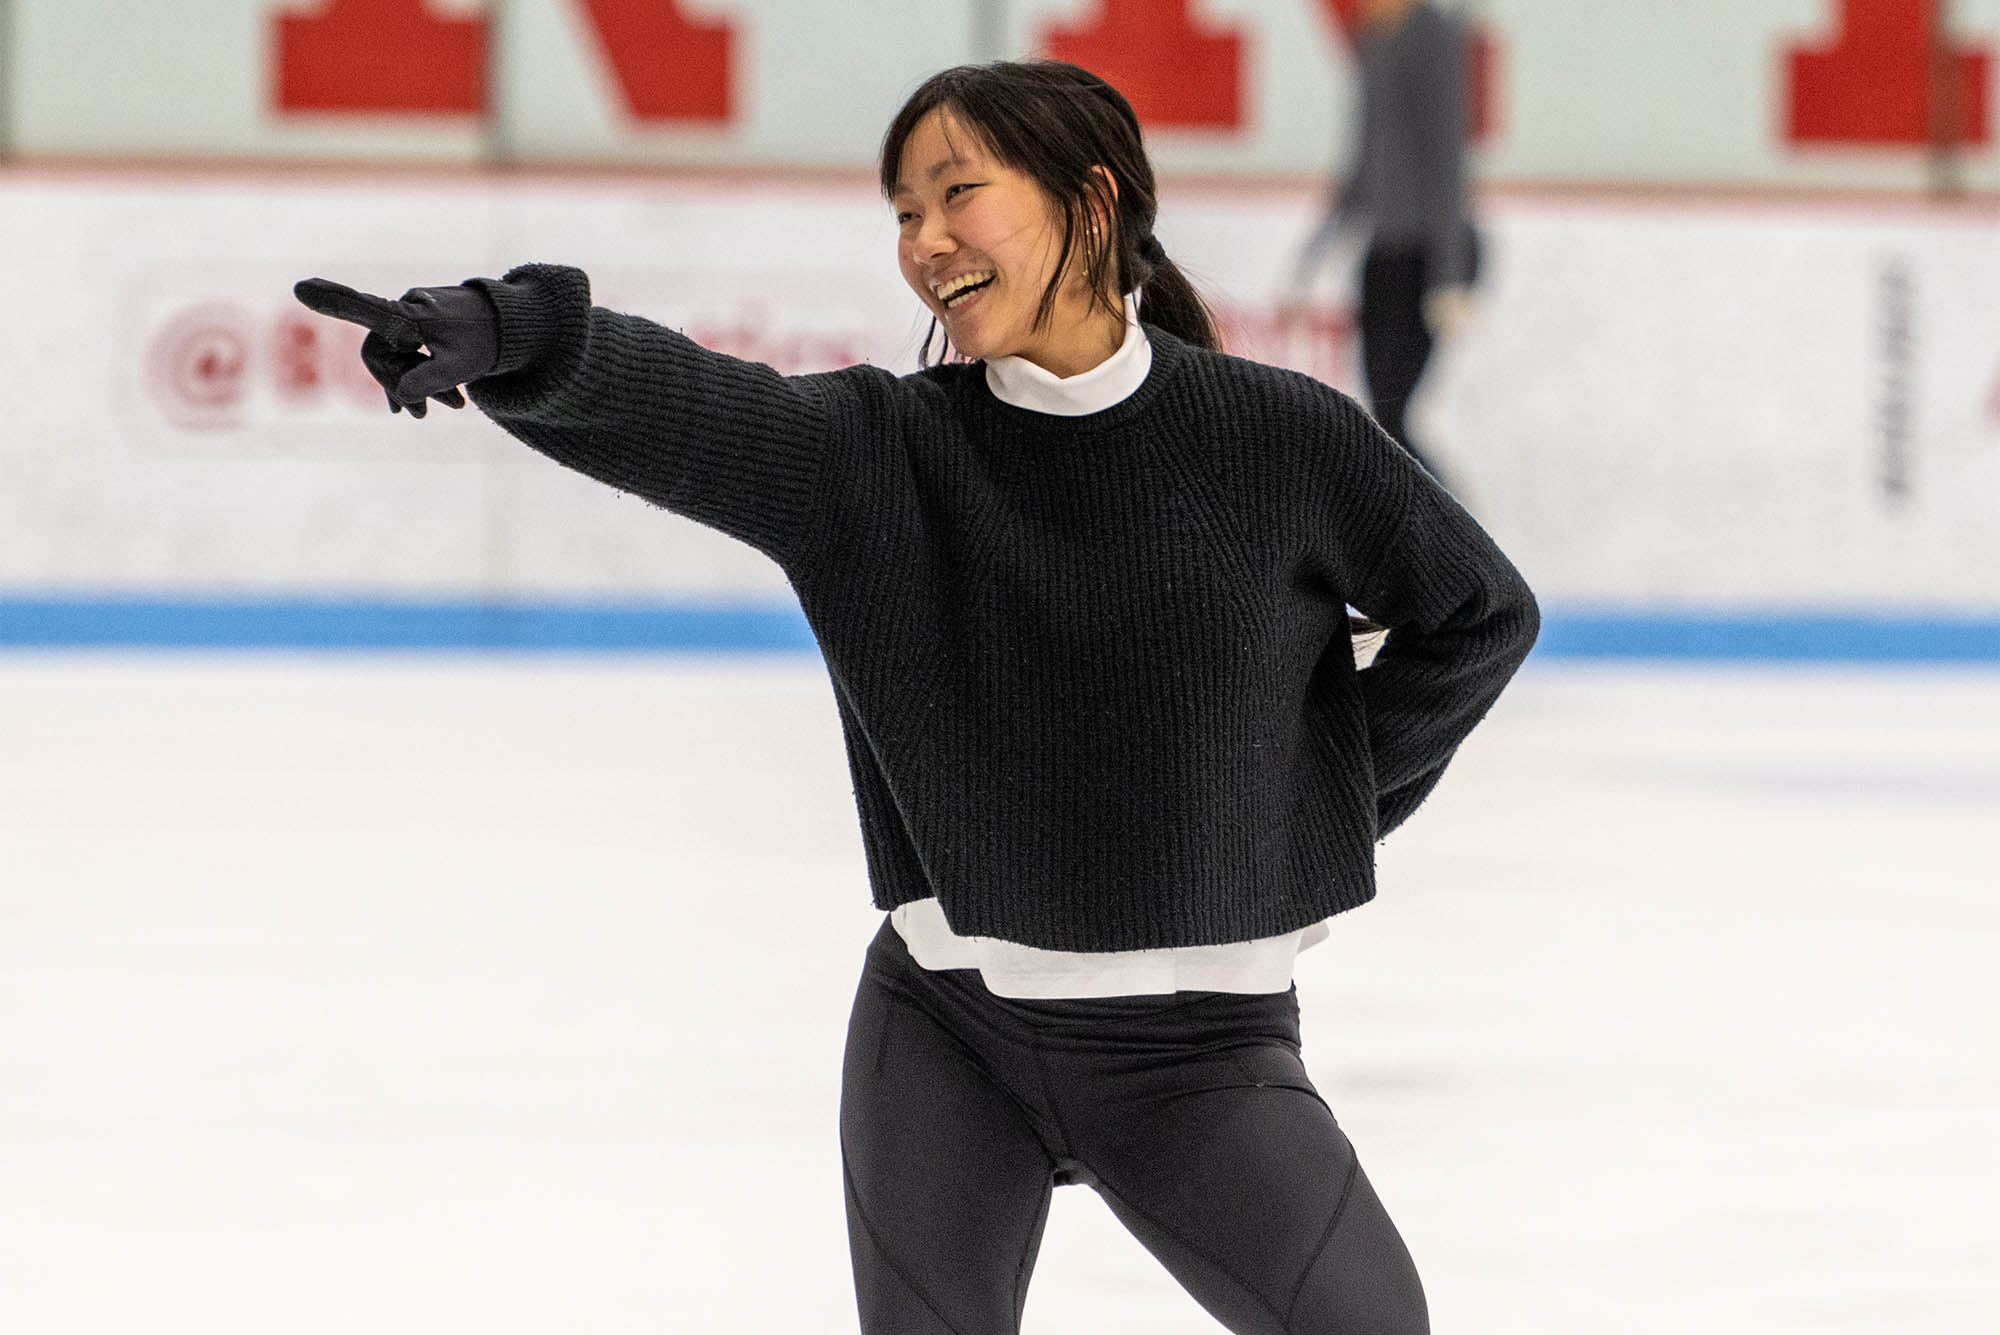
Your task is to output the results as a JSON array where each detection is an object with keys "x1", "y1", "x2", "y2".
[
  {"x1": 275, "y1": 0, "x2": 486, "y2": 115},
  {"x1": 1040, "y1": 0, "x2": 1245, "y2": 130},
  {"x1": 576, "y1": 0, "x2": 733, "y2": 123},
  {"x1": 1786, "y1": 0, "x2": 1990, "y2": 145}
]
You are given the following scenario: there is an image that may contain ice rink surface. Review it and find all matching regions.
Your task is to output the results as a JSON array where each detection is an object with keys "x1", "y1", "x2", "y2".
[{"x1": 1, "y1": 653, "x2": 1995, "y2": 1334}]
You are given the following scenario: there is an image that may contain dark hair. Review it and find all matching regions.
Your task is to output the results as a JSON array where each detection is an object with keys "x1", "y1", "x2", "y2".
[{"x1": 880, "y1": 60, "x2": 1221, "y2": 364}]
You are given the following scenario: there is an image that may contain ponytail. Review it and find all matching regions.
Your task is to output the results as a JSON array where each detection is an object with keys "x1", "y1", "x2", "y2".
[{"x1": 1126, "y1": 233, "x2": 1221, "y2": 353}]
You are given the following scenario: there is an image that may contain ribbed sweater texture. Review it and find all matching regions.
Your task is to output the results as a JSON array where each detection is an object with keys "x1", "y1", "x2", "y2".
[{"x1": 468, "y1": 264, "x2": 1540, "y2": 952}]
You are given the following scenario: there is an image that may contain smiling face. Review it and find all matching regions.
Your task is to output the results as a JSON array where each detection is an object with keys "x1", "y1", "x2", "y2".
[{"x1": 890, "y1": 109, "x2": 1125, "y2": 377}]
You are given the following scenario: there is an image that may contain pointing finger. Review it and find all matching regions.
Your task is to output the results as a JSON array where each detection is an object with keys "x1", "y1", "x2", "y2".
[{"x1": 293, "y1": 278, "x2": 420, "y2": 343}]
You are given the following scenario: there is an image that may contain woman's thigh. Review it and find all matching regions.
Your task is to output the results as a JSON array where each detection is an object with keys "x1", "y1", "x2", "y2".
[
  {"x1": 1070, "y1": 1040, "x2": 1429, "y2": 1335},
  {"x1": 839, "y1": 966, "x2": 1058, "y2": 1335}
]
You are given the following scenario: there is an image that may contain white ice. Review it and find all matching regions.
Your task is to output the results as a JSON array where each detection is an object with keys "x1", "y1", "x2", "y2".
[{"x1": 1, "y1": 655, "x2": 1995, "y2": 1334}]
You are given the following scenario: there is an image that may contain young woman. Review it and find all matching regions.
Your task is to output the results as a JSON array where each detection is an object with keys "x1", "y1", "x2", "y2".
[{"x1": 297, "y1": 59, "x2": 1537, "y2": 1335}]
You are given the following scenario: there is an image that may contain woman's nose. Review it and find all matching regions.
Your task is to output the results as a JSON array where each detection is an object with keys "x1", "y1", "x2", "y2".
[{"x1": 915, "y1": 214, "x2": 955, "y2": 260}]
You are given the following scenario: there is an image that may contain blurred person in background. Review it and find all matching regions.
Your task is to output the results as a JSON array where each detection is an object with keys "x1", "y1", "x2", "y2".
[
  {"x1": 295, "y1": 58, "x2": 1536, "y2": 1335},
  {"x1": 1286, "y1": 0, "x2": 1480, "y2": 491}
]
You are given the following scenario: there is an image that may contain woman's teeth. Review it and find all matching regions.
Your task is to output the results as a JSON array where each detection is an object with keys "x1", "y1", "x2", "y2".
[{"x1": 936, "y1": 271, "x2": 995, "y2": 308}]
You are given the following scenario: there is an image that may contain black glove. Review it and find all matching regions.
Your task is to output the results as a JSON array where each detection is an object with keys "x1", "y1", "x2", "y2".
[{"x1": 293, "y1": 278, "x2": 501, "y2": 418}]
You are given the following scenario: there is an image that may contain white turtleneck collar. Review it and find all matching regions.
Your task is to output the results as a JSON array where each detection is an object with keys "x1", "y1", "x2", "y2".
[{"x1": 983, "y1": 291, "x2": 1152, "y2": 416}]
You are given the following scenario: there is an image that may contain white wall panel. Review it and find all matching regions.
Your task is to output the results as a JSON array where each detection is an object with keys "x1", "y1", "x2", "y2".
[
  {"x1": 7, "y1": 1, "x2": 1997, "y2": 186},
  {"x1": 491, "y1": 0, "x2": 978, "y2": 165},
  {"x1": 1484, "y1": 0, "x2": 2000, "y2": 191},
  {"x1": 14, "y1": 0, "x2": 487, "y2": 159}
]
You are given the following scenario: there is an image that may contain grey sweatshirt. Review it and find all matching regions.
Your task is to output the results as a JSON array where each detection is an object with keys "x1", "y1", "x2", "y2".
[{"x1": 1300, "y1": 2, "x2": 1473, "y2": 292}]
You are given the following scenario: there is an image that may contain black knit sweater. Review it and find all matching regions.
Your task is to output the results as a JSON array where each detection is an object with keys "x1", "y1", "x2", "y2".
[{"x1": 467, "y1": 264, "x2": 1539, "y2": 952}]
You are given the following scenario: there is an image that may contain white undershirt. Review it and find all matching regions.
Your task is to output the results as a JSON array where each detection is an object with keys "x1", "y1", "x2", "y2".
[{"x1": 888, "y1": 293, "x2": 1332, "y2": 998}]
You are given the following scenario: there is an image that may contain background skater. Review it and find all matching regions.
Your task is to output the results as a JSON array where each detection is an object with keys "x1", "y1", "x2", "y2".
[{"x1": 1287, "y1": 0, "x2": 1481, "y2": 491}]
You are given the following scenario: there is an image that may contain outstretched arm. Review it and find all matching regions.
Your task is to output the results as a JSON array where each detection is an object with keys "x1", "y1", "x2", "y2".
[
  {"x1": 464, "y1": 265, "x2": 831, "y2": 569},
  {"x1": 296, "y1": 264, "x2": 835, "y2": 573}
]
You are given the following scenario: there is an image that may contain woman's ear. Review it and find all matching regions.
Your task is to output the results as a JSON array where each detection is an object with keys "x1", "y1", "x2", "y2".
[
  {"x1": 1085, "y1": 165, "x2": 1121, "y2": 250},
  {"x1": 1088, "y1": 165, "x2": 1120, "y2": 223}
]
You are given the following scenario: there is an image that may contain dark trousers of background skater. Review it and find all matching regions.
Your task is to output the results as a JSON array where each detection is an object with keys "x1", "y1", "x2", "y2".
[
  {"x1": 840, "y1": 921, "x2": 1429, "y2": 1334},
  {"x1": 1357, "y1": 227, "x2": 1480, "y2": 490}
]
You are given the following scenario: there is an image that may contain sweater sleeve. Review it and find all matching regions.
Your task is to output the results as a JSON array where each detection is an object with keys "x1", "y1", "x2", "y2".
[
  {"x1": 1337, "y1": 412, "x2": 1539, "y2": 835},
  {"x1": 462, "y1": 263, "x2": 833, "y2": 572}
]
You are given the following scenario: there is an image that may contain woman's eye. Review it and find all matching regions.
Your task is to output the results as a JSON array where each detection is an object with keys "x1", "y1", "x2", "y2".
[
  {"x1": 945, "y1": 183, "x2": 978, "y2": 200},
  {"x1": 895, "y1": 211, "x2": 916, "y2": 225}
]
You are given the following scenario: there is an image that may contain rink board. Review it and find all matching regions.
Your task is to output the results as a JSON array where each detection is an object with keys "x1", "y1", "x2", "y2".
[{"x1": 1, "y1": 172, "x2": 1996, "y2": 651}]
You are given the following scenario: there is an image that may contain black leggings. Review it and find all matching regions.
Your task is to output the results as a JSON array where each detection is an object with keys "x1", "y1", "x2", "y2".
[{"x1": 839, "y1": 920, "x2": 1428, "y2": 1334}]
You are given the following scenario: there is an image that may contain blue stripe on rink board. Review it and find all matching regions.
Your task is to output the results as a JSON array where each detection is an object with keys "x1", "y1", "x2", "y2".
[
  {"x1": 2, "y1": 595, "x2": 1999, "y2": 661},
  {"x1": 1532, "y1": 612, "x2": 2000, "y2": 663},
  {"x1": 0, "y1": 595, "x2": 819, "y2": 653}
]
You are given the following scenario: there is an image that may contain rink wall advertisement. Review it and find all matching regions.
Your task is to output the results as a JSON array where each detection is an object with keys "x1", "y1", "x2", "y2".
[
  {"x1": 1, "y1": 170, "x2": 1996, "y2": 658},
  {"x1": 4, "y1": 0, "x2": 1999, "y2": 191}
]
